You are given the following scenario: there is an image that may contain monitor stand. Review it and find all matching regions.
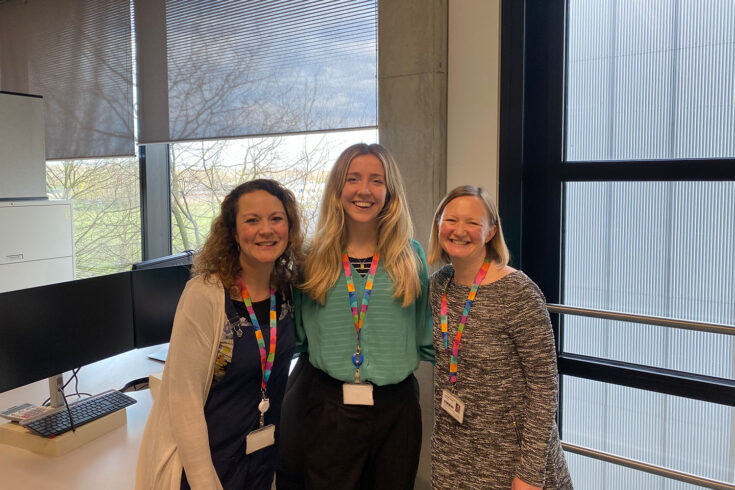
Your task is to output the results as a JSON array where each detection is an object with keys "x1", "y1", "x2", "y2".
[
  {"x1": 48, "y1": 374, "x2": 65, "y2": 408},
  {"x1": 0, "y1": 373, "x2": 128, "y2": 456},
  {"x1": 0, "y1": 408, "x2": 127, "y2": 456}
]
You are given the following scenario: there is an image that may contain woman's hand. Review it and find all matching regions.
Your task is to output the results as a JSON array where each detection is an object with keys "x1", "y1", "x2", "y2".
[{"x1": 511, "y1": 475, "x2": 542, "y2": 490}]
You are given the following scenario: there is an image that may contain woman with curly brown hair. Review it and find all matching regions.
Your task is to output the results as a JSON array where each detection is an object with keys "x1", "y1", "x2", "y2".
[{"x1": 136, "y1": 179, "x2": 304, "y2": 490}]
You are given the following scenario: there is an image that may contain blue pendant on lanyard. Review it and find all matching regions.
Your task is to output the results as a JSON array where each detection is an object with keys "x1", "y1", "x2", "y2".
[{"x1": 342, "y1": 250, "x2": 379, "y2": 383}]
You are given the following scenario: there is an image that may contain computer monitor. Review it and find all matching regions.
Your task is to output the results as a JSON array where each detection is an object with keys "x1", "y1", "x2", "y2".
[
  {"x1": 131, "y1": 264, "x2": 191, "y2": 348},
  {"x1": 131, "y1": 250, "x2": 195, "y2": 270},
  {"x1": 0, "y1": 272, "x2": 135, "y2": 394}
]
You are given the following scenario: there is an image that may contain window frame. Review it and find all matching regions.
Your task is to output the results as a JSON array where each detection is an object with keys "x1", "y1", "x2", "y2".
[{"x1": 498, "y1": 0, "x2": 735, "y2": 442}]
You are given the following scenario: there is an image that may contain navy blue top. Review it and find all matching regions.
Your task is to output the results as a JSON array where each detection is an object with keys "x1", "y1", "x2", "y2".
[{"x1": 181, "y1": 289, "x2": 295, "y2": 490}]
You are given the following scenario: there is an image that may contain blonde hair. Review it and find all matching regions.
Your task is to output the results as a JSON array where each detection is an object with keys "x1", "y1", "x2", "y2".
[
  {"x1": 301, "y1": 143, "x2": 421, "y2": 306},
  {"x1": 193, "y1": 179, "x2": 304, "y2": 297},
  {"x1": 428, "y1": 185, "x2": 510, "y2": 267}
]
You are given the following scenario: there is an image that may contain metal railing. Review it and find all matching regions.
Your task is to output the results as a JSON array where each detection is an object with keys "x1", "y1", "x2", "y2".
[
  {"x1": 551, "y1": 303, "x2": 735, "y2": 489},
  {"x1": 562, "y1": 442, "x2": 735, "y2": 490},
  {"x1": 547, "y1": 304, "x2": 735, "y2": 336}
]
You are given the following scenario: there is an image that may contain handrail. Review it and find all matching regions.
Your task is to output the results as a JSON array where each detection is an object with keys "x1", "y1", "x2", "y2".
[
  {"x1": 547, "y1": 304, "x2": 735, "y2": 336},
  {"x1": 562, "y1": 442, "x2": 735, "y2": 490}
]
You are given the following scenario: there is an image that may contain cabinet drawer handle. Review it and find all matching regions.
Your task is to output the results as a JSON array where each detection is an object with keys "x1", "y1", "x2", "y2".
[{"x1": 6, "y1": 254, "x2": 24, "y2": 260}]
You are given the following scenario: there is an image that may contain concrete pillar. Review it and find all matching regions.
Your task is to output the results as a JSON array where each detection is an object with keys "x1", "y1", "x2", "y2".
[
  {"x1": 379, "y1": 0, "x2": 448, "y2": 248},
  {"x1": 378, "y1": 1, "x2": 447, "y2": 488}
]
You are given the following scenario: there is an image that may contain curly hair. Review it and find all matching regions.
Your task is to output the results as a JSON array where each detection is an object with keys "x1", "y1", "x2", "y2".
[{"x1": 193, "y1": 179, "x2": 304, "y2": 297}]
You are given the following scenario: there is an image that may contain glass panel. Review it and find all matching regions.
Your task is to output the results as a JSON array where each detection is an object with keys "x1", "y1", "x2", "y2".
[
  {"x1": 566, "y1": 452, "x2": 715, "y2": 490},
  {"x1": 566, "y1": 0, "x2": 735, "y2": 161},
  {"x1": 562, "y1": 376, "x2": 735, "y2": 486},
  {"x1": 170, "y1": 128, "x2": 378, "y2": 252},
  {"x1": 46, "y1": 157, "x2": 142, "y2": 278},
  {"x1": 563, "y1": 181, "x2": 735, "y2": 378},
  {"x1": 563, "y1": 317, "x2": 734, "y2": 379}
]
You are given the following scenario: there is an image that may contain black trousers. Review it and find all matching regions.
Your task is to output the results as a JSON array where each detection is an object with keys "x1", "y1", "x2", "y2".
[
  {"x1": 277, "y1": 359, "x2": 422, "y2": 490},
  {"x1": 277, "y1": 354, "x2": 313, "y2": 490}
]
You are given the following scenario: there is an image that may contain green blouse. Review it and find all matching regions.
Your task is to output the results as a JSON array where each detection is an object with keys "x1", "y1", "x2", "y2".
[{"x1": 295, "y1": 240, "x2": 434, "y2": 386}]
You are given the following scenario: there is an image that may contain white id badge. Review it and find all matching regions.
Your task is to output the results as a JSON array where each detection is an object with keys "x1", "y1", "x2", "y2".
[
  {"x1": 343, "y1": 382, "x2": 374, "y2": 405},
  {"x1": 245, "y1": 424, "x2": 275, "y2": 454},
  {"x1": 441, "y1": 389, "x2": 465, "y2": 424}
]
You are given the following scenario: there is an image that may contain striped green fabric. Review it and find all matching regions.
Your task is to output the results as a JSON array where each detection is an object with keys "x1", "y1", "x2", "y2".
[{"x1": 295, "y1": 240, "x2": 434, "y2": 386}]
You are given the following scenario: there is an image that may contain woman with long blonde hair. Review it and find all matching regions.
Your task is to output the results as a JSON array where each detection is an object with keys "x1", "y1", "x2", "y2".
[{"x1": 279, "y1": 143, "x2": 433, "y2": 489}]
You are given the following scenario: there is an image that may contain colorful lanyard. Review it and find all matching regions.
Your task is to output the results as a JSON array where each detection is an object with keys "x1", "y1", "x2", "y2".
[
  {"x1": 342, "y1": 250, "x2": 380, "y2": 381},
  {"x1": 235, "y1": 276, "x2": 277, "y2": 392},
  {"x1": 440, "y1": 258, "x2": 490, "y2": 385}
]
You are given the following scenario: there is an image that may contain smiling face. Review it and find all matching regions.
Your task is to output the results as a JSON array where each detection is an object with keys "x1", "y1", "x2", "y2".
[
  {"x1": 234, "y1": 190, "x2": 289, "y2": 271},
  {"x1": 340, "y1": 153, "x2": 388, "y2": 228},
  {"x1": 438, "y1": 195, "x2": 496, "y2": 266}
]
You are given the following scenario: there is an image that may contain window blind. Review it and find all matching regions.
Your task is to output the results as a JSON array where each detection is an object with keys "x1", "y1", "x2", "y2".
[
  {"x1": 0, "y1": 0, "x2": 135, "y2": 160},
  {"x1": 135, "y1": 0, "x2": 378, "y2": 144}
]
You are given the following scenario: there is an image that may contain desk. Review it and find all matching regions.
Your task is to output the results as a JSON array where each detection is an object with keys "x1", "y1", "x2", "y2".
[{"x1": 0, "y1": 346, "x2": 164, "y2": 490}]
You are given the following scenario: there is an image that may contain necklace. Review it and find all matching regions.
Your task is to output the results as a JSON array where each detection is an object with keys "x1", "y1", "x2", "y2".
[{"x1": 349, "y1": 256, "x2": 371, "y2": 270}]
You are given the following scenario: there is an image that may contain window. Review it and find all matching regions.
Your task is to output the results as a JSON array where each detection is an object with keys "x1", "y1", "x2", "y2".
[
  {"x1": 136, "y1": 0, "x2": 380, "y2": 256},
  {"x1": 2, "y1": 0, "x2": 139, "y2": 280},
  {"x1": 3, "y1": 0, "x2": 379, "y2": 274},
  {"x1": 501, "y1": 0, "x2": 735, "y2": 487},
  {"x1": 170, "y1": 129, "x2": 378, "y2": 252},
  {"x1": 46, "y1": 156, "x2": 142, "y2": 278}
]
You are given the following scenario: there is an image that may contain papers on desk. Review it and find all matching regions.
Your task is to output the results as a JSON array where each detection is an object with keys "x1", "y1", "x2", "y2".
[
  {"x1": 147, "y1": 345, "x2": 169, "y2": 363},
  {"x1": 0, "y1": 403, "x2": 52, "y2": 422}
]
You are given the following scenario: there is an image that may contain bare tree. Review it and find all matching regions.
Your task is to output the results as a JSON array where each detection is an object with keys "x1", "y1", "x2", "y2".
[
  {"x1": 47, "y1": 157, "x2": 141, "y2": 278},
  {"x1": 165, "y1": 44, "x2": 346, "y2": 252}
]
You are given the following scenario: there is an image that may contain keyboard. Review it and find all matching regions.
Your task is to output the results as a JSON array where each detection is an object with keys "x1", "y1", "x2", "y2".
[{"x1": 21, "y1": 390, "x2": 137, "y2": 438}]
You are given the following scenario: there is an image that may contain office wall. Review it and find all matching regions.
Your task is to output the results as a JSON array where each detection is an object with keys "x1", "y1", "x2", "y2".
[
  {"x1": 447, "y1": 0, "x2": 501, "y2": 201},
  {"x1": 379, "y1": 0, "x2": 447, "y2": 249},
  {"x1": 0, "y1": 93, "x2": 47, "y2": 199}
]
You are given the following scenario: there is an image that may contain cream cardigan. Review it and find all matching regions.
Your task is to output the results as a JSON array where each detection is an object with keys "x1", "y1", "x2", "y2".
[{"x1": 135, "y1": 275, "x2": 228, "y2": 490}]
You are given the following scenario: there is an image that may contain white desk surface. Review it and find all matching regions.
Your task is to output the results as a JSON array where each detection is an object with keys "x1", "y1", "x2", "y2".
[{"x1": 0, "y1": 346, "x2": 165, "y2": 490}]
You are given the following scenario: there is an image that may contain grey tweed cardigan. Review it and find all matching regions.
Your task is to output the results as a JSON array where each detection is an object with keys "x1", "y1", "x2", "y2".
[{"x1": 429, "y1": 265, "x2": 572, "y2": 489}]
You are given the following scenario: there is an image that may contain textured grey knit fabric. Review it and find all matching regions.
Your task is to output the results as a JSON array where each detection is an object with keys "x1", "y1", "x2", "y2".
[{"x1": 430, "y1": 265, "x2": 572, "y2": 490}]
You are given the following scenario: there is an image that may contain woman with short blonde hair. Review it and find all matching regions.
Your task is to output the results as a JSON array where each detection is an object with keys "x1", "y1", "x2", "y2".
[
  {"x1": 428, "y1": 185, "x2": 571, "y2": 489},
  {"x1": 428, "y1": 184, "x2": 509, "y2": 267}
]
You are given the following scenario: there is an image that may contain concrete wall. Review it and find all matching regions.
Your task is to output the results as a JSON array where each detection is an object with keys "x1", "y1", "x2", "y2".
[
  {"x1": 379, "y1": 0, "x2": 448, "y2": 249},
  {"x1": 378, "y1": 1, "x2": 446, "y2": 488},
  {"x1": 378, "y1": 1, "x2": 501, "y2": 488}
]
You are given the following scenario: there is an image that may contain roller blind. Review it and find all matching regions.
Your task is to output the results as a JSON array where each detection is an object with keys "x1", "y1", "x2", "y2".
[
  {"x1": 135, "y1": 0, "x2": 378, "y2": 144},
  {"x1": 0, "y1": 0, "x2": 134, "y2": 160}
]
